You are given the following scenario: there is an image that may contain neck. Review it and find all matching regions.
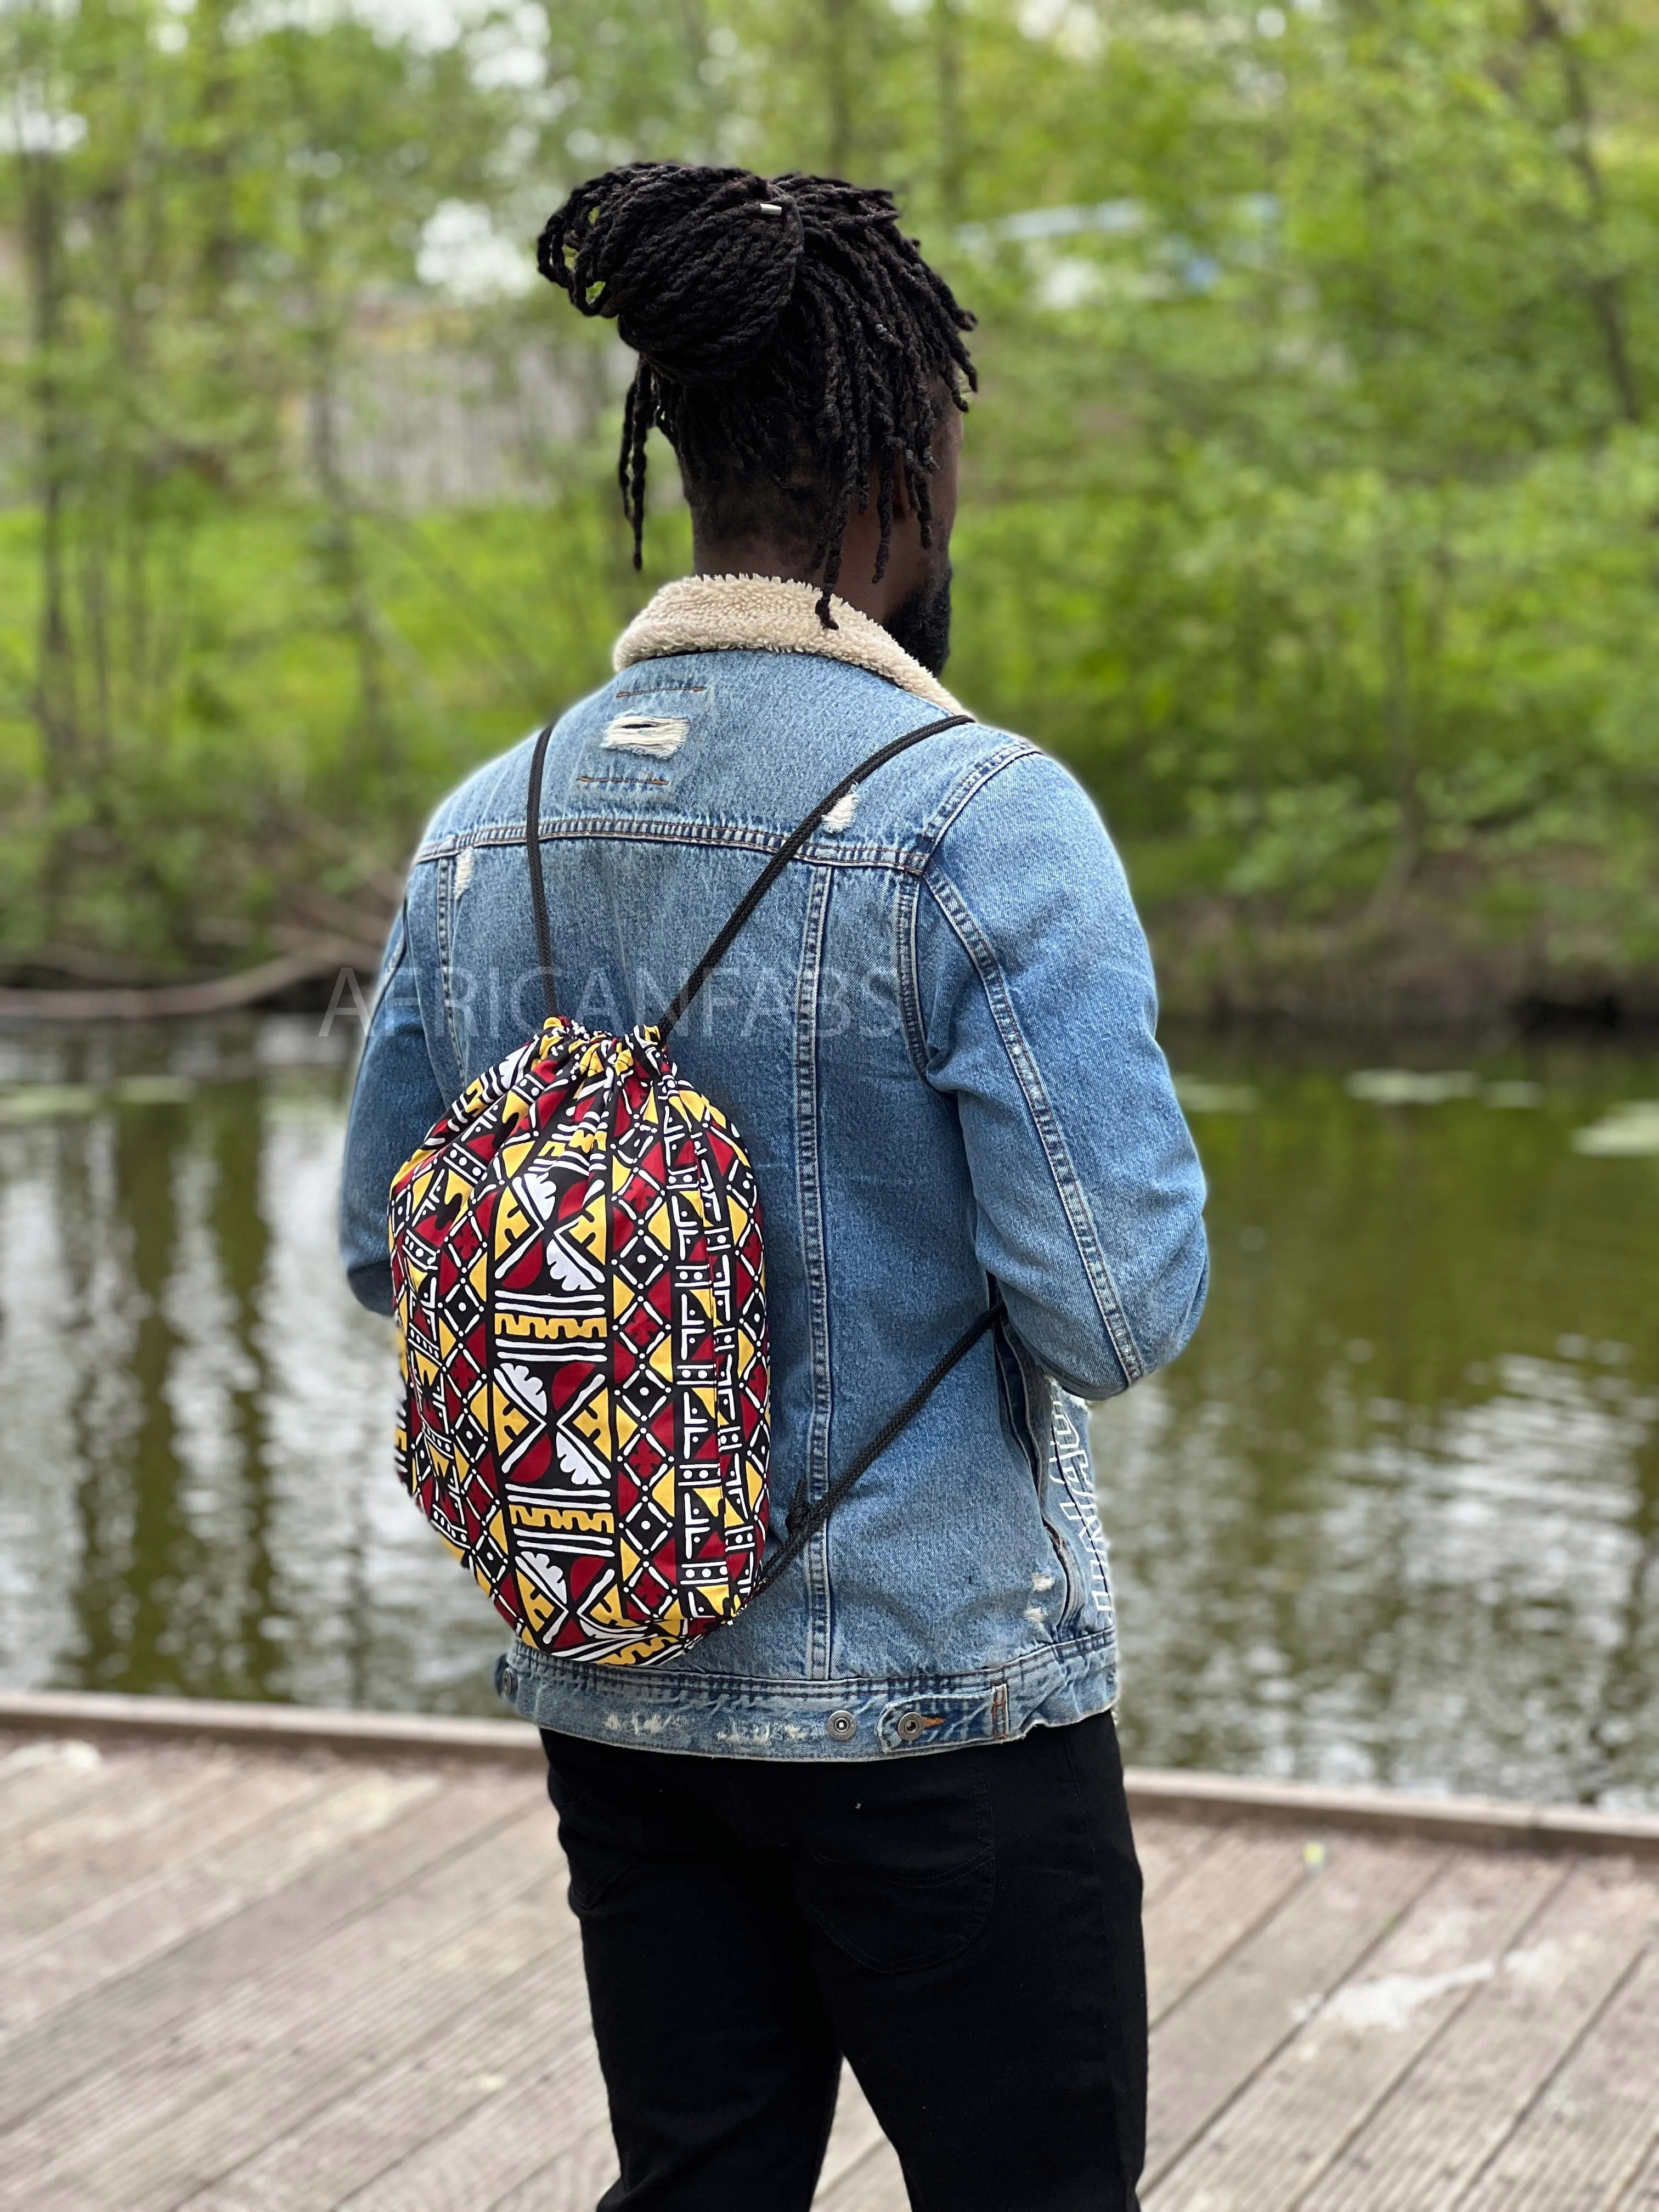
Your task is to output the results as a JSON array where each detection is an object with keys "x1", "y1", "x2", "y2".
[
  {"x1": 612, "y1": 575, "x2": 968, "y2": 717},
  {"x1": 691, "y1": 531, "x2": 909, "y2": 630}
]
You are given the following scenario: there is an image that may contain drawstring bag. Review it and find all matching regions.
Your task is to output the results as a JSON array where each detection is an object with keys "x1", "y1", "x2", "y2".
[{"x1": 388, "y1": 710, "x2": 1001, "y2": 1668}]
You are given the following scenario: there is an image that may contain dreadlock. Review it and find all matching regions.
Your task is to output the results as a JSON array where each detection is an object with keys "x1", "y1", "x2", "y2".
[{"x1": 536, "y1": 163, "x2": 976, "y2": 625}]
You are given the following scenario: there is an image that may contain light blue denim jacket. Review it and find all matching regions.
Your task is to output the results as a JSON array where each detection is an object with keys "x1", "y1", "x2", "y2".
[{"x1": 340, "y1": 575, "x2": 1207, "y2": 1759}]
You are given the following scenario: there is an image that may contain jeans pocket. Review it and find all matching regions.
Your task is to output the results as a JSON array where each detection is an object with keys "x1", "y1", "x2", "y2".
[
  {"x1": 794, "y1": 1760, "x2": 997, "y2": 1975},
  {"x1": 543, "y1": 1745, "x2": 653, "y2": 1914}
]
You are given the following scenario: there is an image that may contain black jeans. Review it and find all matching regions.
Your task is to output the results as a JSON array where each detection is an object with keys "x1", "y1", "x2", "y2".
[{"x1": 540, "y1": 1711, "x2": 1147, "y2": 2212}]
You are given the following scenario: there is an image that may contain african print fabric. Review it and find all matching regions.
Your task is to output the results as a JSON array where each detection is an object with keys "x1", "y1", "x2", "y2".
[{"x1": 389, "y1": 1014, "x2": 770, "y2": 1667}]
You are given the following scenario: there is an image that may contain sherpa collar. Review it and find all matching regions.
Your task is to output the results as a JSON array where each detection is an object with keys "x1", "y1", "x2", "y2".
[{"x1": 612, "y1": 574, "x2": 967, "y2": 718}]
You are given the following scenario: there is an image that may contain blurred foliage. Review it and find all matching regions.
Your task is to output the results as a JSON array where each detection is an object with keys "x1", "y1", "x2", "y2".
[{"x1": 2, "y1": 0, "x2": 1657, "y2": 1011}]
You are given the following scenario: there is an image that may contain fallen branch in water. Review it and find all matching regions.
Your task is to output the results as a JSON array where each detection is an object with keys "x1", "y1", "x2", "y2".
[{"x1": 0, "y1": 939, "x2": 382, "y2": 1023}]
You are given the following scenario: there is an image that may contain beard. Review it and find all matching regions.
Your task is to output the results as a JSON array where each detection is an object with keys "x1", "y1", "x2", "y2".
[{"x1": 882, "y1": 562, "x2": 953, "y2": 676}]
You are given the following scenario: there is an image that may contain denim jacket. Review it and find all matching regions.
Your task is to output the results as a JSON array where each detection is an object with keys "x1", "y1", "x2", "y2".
[{"x1": 340, "y1": 575, "x2": 1207, "y2": 1759}]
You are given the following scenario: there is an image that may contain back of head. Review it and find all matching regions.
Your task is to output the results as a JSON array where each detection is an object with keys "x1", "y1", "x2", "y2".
[{"x1": 536, "y1": 163, "x2": 976, "y2": 622}]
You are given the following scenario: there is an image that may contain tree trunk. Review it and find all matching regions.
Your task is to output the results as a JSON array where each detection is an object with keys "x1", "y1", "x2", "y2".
[
  {"x1": 1525, "y1": 0, "x2": 1641, "y2": 426},
  {"x1": 307, "y1": 312, "x2": 393, "y2": 780},
  {"x1": 19, "y1": 139, "x2": 80, "y2": 808},
  {"x1": 825, "y1": 0, "x2": 856, "y2": 179},
  {"x1": 936, "y1": 0, "x2": 965, "y2": 226}
]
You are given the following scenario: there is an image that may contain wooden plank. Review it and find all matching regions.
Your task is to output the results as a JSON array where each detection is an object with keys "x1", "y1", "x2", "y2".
[
  {"x1": 1136, "y1": 1815, "x2": 1223, "y2": 1908},
  {"x1": 10, "y1": 1742, "x2": 233, "y2": 1866},
  {"x1": 1146, "y1": 1826, "x2": 1314, "y2": 2024},
  {"x1": 1, "y1": 1803, "x2": 563, "y2": 2212},
  {"x1": 0, "y1": 1738, "x2": 113, "y2": 1842},
  {"x1": 811, "y1": 2132, "x2": 909, "y2": 2212},
  {"x1": 1, "y1": 1743, "x2": 320, "y2": 1920},
  {"x1": 377, "y1": 2054, "x2": 900, "y2": 2212},
  {"x1": 0, "y1": 1689, "x2": 544, "y2": 1769},
  {"x1": 1126, "y1": 1770, "x2": 1659, "y2": 1863},
  {"x1": 335, "y1": 2015, "x2": 604, "y2": 2212},
  {"x1": 318, "y1": 2005, "x2": 890, "y2": 2211},
  {"x1": 1146, "y1": 1835, "x2": 1442, "y2": 2186},
  {"x1": 0, "y1": 1763, "x2": 432, "y2": 2034},
  {"x1": 1298, "y1": 1859, "x2": 1659, "y2": 2212},
  {"x1": 487, "y1": 2123, "x2": 625, "y2": 2212},
  {"x1": 8, "y1": 1691, "x2": 1659, "y2": 1859},
  {"x1": 4, "y1": 1749, "x2": 311, "y2": 1944},
  {"x1": 1147, "y1": 1848, "x2": 1566, "y2": 2210},
  {"x1": 0, "y1": 1765, "x2": 526, "y2": 2134},
  {"x1": 179, "y1": 1919, "x2": 591, "y2": 2211},
  {"x1": 483, "y1": 2064, "x2": 902, "y2": 2212},
  {"x1": 1454, "y1": 1942, "x2": 1659, "y2": 2211},
  {"x1": 331, "y1": 2047, "x2": 898, "y2": 2212},
  {"x1": 1617, "y1": 2131, "x2": 1659, "y2": 2208},
  {"x1": 817, "y1": 2066, "x2": 893, "y2": 2196},
  {"x1": 7, "y1": 1714, "x2": 1656, "y2": 2212}
]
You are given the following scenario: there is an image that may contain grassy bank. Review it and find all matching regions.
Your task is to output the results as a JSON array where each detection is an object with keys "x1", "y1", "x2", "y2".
[
  {"x1": 6, "y1": 0, "x2": 1657, "y2": 1022},
  {"x1": 0, "y1": 491, "x2": 675, "y2": 981},
  {"x1": 6, "y1": 475, "x2": 1655, "y2": 1026}
]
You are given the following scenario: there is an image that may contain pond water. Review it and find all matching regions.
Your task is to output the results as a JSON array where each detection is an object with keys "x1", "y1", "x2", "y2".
[{"x1": 1, "y1": 1015, "x2": 1655, "y2": 1808}]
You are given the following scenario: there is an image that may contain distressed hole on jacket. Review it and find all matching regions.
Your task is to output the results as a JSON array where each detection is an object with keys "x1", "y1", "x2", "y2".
[
  {"x1": 574, "y1": 770, "x2": 671, "y2": 793},
  {"x1": 603, "y1": 714, "x2": 690, "y2": 759}
]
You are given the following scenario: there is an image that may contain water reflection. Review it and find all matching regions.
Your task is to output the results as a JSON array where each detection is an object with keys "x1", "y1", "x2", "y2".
[
  {"x1": 0, "y1": 1019, "x2": 506, "y2": 1715},
  {"x1": 0, "y1": 1017, "x2": 1655, "y2": 1805},
  {"x1": 1097, "y1": 1037, "x2": 1659, "y2": 1809}
]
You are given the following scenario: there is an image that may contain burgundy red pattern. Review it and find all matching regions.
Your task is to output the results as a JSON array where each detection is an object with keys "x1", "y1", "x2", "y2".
[{"x1": 389, "y1": 1014, "x2": 770, "y2": 1668}]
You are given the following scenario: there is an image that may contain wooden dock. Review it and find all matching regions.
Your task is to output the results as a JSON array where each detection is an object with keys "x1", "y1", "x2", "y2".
[{"x1": 4, "y1": 1693, "x2": 1659, "y2": 2210}]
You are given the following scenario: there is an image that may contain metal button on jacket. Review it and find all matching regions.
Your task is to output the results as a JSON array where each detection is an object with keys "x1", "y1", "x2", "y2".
[
  {"x1": 826, "y1": 1709, "x2": 857, "y2": 1742},
  {"x1": 895, "y1": 1712, "x2": 929, "y2": 1743}
]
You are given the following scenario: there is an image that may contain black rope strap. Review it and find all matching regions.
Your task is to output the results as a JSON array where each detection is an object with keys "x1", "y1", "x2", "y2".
[
  {"x1": 524, "y1": 721, "x2": 558, "y2": 1024},
  {"x1": 519, "y1": 703, "x2": 989, "y2": 1599},
  {"x1": 753, "y1": 1291, "x2": 1005, "y2": 1598},
  {"x1": 523, "y1": 709, "x2": 971, "y2": 1037},
  {"x1": 657, "y1": 712, "x2": 972, "y2": 1039}
]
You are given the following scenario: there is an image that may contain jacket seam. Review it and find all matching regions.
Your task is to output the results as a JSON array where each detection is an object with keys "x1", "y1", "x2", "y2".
[
  {"x1": 895, "y1": 867, "x2": 929, "y2": 1082},
  {"x1": 341, "y1": 909, "x2": 414, "y2": 1167},
  {"x1": 511, "y1": 1623, "x2": 1119, "y2": 1701},
  {"x1": 417, "y1": 819, "x2": 928, "y2": 874},
  {"x1": 369, "y1": 903, "x2": 410, "y2": 1025},
  {"x1": 911, "y1": 740, "x2": 1044, "y2": 860},
  {"x1": 925, "y1": 868, "x2": 1145, "y2": 1387},
  {"x1": 435, "y1": 854, "x2": 462, "y2": 1077},
  {"x1": 898, "y1": 743, "x2": 1046, "y2": 1068},
  {"x1": 404, "y1": 865, "x2": 462, "y2": 1102},
  {"x1": 795, "y1": 865, "x2": 836, "y2": 1680}
]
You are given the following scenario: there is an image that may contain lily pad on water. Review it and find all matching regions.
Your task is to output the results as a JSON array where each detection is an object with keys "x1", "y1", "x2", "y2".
[
  {"x1": 0, "y1": 1085, "x2": 104, "y2": 1126},
  {"x1": 112, "y1": 1076, "x2": 196, "y2": 1107},
  {"x1": 1571, "y1": 1102, "x2": 1659, "y2": 1158},
  {"x1": 1345, "y1": 1069, "x2": 1480, "y2": 1105},
  {"x1": 1483, "y1": 1081, "x2": 1544, "y2": 1108},
  {"x1": 0, "y1": 1074, "x2": 196, "y2": 1127},
  {"x1": 1172, "y1": 1077, "x2": 1260, "y2": 1114}
]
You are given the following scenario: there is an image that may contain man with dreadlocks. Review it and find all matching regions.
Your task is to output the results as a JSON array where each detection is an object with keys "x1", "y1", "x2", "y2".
[{"x1": 342, "y1": 161, "x2": 1206, "y2": 2212}]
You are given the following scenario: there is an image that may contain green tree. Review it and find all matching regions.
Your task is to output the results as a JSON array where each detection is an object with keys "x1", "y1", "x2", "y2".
[{"x1": 2, "y1": 0, "x2": 1657, "y2": 1011}]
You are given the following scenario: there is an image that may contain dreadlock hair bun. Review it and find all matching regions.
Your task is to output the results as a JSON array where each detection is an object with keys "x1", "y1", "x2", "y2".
[
  {"x1": 535, "y1": 161, "x2": 977, "y2": 622},
  {"x1": 538, "y1": 163, "x2": 806, "y2": 386}
]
